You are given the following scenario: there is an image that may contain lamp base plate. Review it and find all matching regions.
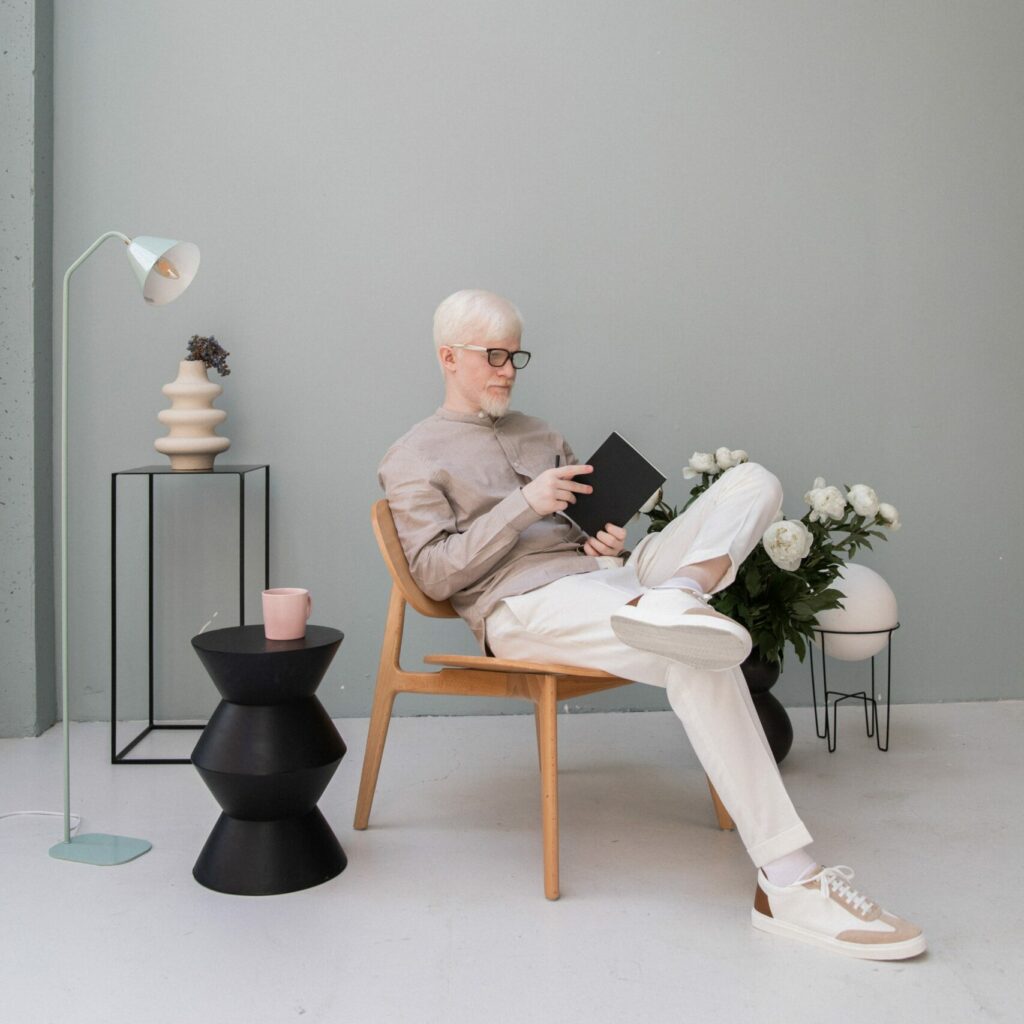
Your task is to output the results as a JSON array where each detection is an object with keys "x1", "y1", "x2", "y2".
[{"x1": 49, "y1": 833, "x2": 152, "y2": 866}]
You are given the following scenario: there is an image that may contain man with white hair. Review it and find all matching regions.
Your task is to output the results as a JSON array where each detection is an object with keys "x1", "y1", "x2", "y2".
[{"x1": 378, "y1": 288, "x2": 925, "y2": 960}]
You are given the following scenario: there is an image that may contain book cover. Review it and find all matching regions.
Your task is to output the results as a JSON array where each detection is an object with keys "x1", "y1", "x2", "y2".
[{"x1": 560, "y1": 432, "x2": 666, "y2": 538}]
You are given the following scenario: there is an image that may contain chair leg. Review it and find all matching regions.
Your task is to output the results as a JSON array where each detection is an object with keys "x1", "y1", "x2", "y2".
[
  {"x1": 353, "y1": 678, "x2": 398, "y2": 830},
  {"x1": 706, "y1": 776, "x2": 735, "y2": 831},
  {"x1": 536, "y1": 675, "x2": 560, "y2": 900},
  {"x1": 533, "y1": 703, "x2": 543, "y2": 770}
]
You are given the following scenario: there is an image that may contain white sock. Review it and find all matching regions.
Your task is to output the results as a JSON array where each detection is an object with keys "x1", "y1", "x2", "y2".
[
  {"x1": 653, "y1": 574, "x2": 707, "y2": 596},
  {"x1": 761, "y1": 848, "x2": 818, "y2": 887}
]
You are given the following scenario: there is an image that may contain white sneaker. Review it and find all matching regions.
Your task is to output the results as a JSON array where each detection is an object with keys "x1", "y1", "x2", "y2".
[
  {"x1": 752, "y1": 865, "x2": 926, "y2": 960},
  {"x1": 610, "y1": 589, "x2": 752, "y2": 671}
]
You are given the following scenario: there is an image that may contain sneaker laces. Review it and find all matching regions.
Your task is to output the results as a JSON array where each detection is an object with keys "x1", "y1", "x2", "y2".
[{"x1": 808, "y1": 865, "x2": 876, "y2": 915}]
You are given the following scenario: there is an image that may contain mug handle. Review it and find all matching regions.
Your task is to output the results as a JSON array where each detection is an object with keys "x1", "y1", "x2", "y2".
[{"x1": 306, "y1": 593, "x2": 313, "y2": 621}]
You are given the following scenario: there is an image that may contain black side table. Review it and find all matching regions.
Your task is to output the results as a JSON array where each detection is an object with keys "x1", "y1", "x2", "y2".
[
  {"x1": 111, "y1": 464, "x2": 269, "y2": 764},
  {"x1": 190, "y1": 625, "x2": 347, "y2": 896}
]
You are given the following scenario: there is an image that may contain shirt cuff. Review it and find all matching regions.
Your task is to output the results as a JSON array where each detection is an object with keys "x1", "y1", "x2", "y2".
[{"x1": 502, "y1": 487, "x2": 545, "y2": 531}]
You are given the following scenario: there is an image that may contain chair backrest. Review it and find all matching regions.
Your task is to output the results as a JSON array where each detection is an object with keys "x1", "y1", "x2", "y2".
[{"x1": 371, "y1": 500, "x2": 458, "y2": 619}]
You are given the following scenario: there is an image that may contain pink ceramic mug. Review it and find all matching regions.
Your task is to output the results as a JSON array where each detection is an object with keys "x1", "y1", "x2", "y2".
[{"x1": 262, "y1": 588, "x2": 312, "y2": 640}]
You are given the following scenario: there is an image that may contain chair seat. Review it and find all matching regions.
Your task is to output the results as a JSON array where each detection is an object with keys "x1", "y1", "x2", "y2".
[{"x1": 423, "y1": 653, "x2": 623, "y2": 680}]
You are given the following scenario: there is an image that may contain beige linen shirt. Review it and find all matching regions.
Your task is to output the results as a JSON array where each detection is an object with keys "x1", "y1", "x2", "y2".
[{"x1": 378, "y1": 407, "x2": 612, "y2": 651}]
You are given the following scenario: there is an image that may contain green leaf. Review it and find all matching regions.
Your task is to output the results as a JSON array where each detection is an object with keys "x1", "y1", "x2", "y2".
[
  {"x1": 792, "y1": 632, "x2": 806, "y2": 661},
  {"x1": 745, "y1": 563, "x2": 762, "y2": 597}
]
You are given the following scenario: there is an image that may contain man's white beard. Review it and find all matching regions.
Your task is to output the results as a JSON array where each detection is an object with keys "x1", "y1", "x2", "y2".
[{"x1": 479, "y1": 387, "x2": 511, "y2": 418}]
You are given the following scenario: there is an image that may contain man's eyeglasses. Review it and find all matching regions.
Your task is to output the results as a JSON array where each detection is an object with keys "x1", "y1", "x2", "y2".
[{"x1": 449, "y1": 344, "x2": 532, "y2": 369}]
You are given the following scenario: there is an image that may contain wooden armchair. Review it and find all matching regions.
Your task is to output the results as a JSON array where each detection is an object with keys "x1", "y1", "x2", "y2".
[{"x1": 354, "y1": 499, "x2": 734, "y2": 900}]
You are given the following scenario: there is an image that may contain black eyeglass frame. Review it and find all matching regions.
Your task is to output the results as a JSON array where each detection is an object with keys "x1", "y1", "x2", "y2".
[{"x1": 448, "y1": 343, "x2": 532, "y2": 369}]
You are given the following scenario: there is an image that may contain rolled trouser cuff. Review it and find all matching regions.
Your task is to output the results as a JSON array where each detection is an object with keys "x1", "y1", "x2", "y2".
[{"x1": 746, "y1": 823, "x2": 816, "y2": 869}]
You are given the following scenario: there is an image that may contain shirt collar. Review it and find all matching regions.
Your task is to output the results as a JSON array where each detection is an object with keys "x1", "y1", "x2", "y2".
[{"x1": 435, "y1": 406, "x2": 506, "y2": 425}]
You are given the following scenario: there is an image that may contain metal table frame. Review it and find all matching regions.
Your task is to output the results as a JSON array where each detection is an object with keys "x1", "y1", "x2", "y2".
[{"x1": 111, "y1": 464, "x2": 269, "y2": 764}]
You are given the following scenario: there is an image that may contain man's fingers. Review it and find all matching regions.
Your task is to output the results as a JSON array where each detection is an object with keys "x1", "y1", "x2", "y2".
[
  {"x1": 556, "y1": 464, "x2": 593, "y2": 477},
  {"x1": 604, "y1": 523, "x2": 627, "y2": 538},
  {"x1": 550, "y1": 475, "x2": 592, "y2": 493},
  {"x1": 556, "y1": 486, "x2": 590, "y2": 502}
]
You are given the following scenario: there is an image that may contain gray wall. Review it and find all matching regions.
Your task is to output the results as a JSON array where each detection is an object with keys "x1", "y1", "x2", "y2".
[
  {"x1": 0, "y1": 0, "x2": 55, "y2": 737},
  {"x1": 33, "y1": 1, "x2": 1024, "y2": 724}
]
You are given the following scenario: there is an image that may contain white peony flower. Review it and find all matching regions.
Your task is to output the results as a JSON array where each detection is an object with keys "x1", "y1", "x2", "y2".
[
  {"x1": 847, "y1": 483, "x2": 880, "y2": 518},
  {"x1": 814, "y1": 486, "x2": 847, "y2": 522},
  {"x1": 803, "y1": 477, "x2": 847, "y2": 523},
  {"x1": 639, "y1": 487, "x2": 663, "y2": 514},
  {"x1": 803, "y1": 477, "x2": 826, "y2": 505},
  {"x1": 878, "y1": 502, "x2": 901, "y2": 530},
  {"x1": 762, "y1": 519, "x2": 814, "y2": 571},
  {"x1": 715, "y1": 447, "x2": 736, "y2": 470},
  {"x1": 683, "y1": 451, "x2": 720, "y2": 479},
  {"x1": 714, "y1": 447, "x2": 750, "y2": 470}
]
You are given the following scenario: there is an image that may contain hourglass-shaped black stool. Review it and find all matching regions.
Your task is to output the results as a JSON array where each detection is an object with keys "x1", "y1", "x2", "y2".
[{"x1": 190, "y1": 625, "x2": 347, "y2": 895}]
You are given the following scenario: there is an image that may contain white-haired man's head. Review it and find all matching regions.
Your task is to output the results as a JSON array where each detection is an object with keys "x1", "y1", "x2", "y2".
[
  {"x1": 433, "y1": 289, "x2": 523, "y2": 354},
  {"x1": 433, "y1": 289, "x2": 525, "y2": 418}
]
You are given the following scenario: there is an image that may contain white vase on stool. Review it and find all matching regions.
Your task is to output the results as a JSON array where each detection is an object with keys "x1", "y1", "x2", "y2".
[{"x1": 155, "y1": 359, "x2": 230, "y2": 471}]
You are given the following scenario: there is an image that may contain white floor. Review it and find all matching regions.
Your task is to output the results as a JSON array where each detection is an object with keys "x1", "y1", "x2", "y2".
[{"x1": 1, "y1": 702, "x2": 1021, "y2": 1024}]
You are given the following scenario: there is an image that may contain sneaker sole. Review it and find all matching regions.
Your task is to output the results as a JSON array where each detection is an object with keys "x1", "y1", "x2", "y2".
[
  {"x1": 610, "y1": 608, "x2": 752, "y2": 672},
  {"x1": 751, "y1": 908, "x2": 927, "y2": 961}
]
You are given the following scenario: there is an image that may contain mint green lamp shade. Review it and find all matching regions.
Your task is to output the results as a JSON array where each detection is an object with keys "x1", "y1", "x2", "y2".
[
  {"x1": 50, "y1": 230, "x2": 200, "y2": 868},
  {"x1": 126, "y1": 236, "x2": 201, "y2": 305}
]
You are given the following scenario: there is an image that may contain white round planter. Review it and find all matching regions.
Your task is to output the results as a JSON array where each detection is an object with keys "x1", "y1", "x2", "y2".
[{"x1": 811, "y1": 563, "x2": 898, "y2": 661}]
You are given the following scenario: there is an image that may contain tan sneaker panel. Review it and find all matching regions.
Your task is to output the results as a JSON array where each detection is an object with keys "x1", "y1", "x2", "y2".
[
  {"x1": 838, "y1": 913, "x2": 923, "y2": 945},
  {"x1": 683, "y1": 607, "x2": 737, "y2": 622}
]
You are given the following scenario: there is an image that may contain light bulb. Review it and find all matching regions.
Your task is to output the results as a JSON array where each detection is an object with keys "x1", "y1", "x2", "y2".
[{"x1": 153, "y1": 256, "x2": 180, "y2": 280}]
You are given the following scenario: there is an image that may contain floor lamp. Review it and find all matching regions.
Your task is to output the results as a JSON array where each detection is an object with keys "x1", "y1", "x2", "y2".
[{"x1": 50, "y1": 233, "x2": 200, "y2": 866}]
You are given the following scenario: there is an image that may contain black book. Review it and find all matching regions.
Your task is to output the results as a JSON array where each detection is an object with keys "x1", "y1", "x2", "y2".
[{"x1": 559, "y1": 432, "x2": 666, "y2": 538}]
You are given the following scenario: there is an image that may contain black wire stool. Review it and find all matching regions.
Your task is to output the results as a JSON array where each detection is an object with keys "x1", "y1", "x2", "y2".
[{"x1": 809, "y1": 624, "x2": 900, "y2": 752}]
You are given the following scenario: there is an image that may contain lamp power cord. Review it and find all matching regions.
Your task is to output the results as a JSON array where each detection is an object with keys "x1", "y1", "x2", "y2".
[{"x1": 0, "y1": 811, "x2": 82, "y2": 834}]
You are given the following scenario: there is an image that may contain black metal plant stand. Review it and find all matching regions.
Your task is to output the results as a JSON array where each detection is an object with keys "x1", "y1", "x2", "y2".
[
  {"x1": 110, "y1": 464, "x2": 270, "y2": 764},
  {"x1": 808, "y1": 624, "x2": 900, "y2": 753}
]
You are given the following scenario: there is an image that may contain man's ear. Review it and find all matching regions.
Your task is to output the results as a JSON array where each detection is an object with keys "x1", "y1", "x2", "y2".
[{"x1": 439, "y1": 346, "x2": 456, "y2": 373}]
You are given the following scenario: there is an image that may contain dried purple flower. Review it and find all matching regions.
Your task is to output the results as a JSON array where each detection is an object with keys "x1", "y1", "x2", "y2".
[{"x1": 186, "y1": 334, "x2": 231, "y2": 376}]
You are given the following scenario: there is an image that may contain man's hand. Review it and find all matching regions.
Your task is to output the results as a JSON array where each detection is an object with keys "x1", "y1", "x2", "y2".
[
  {"x1": 522, "y1": 464, "x2": 594, "y2": 516},
  {"x1": 582, "y1": 522, "x2": 627, "y2": 558}
]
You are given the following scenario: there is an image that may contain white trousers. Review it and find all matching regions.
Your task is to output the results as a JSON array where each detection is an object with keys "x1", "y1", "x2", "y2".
[{"x1": 486, "y1": 461, "x2": 813, "y2": 867}]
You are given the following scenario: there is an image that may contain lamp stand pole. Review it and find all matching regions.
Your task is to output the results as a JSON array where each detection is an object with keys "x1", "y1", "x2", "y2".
[{"x1": 50, "y1": 231, "x2": 152, "y2": 866}]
